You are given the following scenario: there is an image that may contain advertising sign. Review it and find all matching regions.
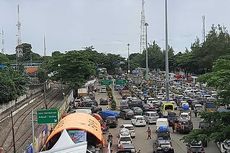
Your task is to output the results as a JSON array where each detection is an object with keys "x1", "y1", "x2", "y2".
[{"x1": 68, "y1": 130, "x2": 86, "y2": 144}]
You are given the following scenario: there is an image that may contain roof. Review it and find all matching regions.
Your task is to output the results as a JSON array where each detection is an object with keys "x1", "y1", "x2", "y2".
[
  {"x1": 121, "y1": 124, "x2": 133, "y2": 127},
  {"x1": 46, "y1": 113, "x2": 103, "y2": 144}
]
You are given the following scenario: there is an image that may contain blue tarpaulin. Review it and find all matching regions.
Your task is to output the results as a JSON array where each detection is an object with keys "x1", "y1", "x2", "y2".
[{"x1": 99, "y1": 111, "x2": 119, "y2": 120}]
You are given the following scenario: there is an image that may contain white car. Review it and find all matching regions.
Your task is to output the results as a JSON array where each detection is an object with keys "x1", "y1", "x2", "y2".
[
  {"x1": 143, "y1": 111, "x2": 159, "y2": 124},
  {"x1": 120, "y1": 124, "x2": 135, "y2": 138},
  {"x1": 131, "y1": 115, "x2": 146, "y2": 127},
  {"x1": 180, "y1": 112, "x2": 190, "y2": 120},
  {"x1": 117, "y1": 131, "x2": 132, "y2": 148},
  {"x1": 220, "y1": 139, "x2": 230, "y2": 153}
]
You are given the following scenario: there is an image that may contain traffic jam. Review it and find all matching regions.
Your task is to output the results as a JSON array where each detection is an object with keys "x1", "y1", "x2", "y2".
[{"x1": 66, "y1": 70, "x2": 224, "y2": 153}]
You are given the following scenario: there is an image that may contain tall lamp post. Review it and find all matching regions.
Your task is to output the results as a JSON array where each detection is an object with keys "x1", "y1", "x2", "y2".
[
  {"x1": 145, "y1": 23, "x2": 149, "y2": 80},
  {"x1": 127, "y1": 43, "x2": 130, "y2": 74},
  {"x1": 165, "y1": 0, "x2": 170, "y2": 101}
]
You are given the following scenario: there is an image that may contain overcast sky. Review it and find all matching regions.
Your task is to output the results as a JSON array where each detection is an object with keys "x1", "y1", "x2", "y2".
[{"x1": 0, "y1": 0, "x2": 229, "y2": 57}]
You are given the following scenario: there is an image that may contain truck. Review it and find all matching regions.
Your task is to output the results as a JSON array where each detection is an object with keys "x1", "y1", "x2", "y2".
[{"x1": 77, "y1": 88, "x2": 88, "y2": 97}]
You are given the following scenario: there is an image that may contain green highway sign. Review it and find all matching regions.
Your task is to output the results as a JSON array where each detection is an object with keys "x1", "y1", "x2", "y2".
[
  {"x1": 115, "y1": 79, "x2": 127, "y2": 85},
  {"x1": 100, "y1": 79, "x2": 112, "y2": 86},
  {"x1": 37, "y1": 109, "x2": 59, "y2": 124}
]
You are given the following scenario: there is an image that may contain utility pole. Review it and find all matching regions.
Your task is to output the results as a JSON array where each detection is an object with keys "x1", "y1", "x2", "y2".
[
  {"x1": 31, "y1": 110, "x2": 35, "y2": 146},
  {"x1": 145, "y1": 23, "x2": 149, "y2": 80},
  {"x1": 140, "y1": 0, "x2": 146, "y2": 53},
  {"x1": 44, "y1": 80, "x2": 47, "y2": 109},
  {"x1": 202, "y1": 16, "x2": 206, "y2": 42},
  {"x1": 165, "y1": 0, "x2": 170, "y2": 101},
  {"x1": 10, "y1": 111, "x2": 16, "y2": 153},
  {"x1": 127, "y1": 43, "x2": 130, "y2": 74}
]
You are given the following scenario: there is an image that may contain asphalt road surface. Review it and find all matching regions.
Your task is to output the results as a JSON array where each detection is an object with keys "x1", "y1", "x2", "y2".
[{"x1": 95, "y1": 89, "x2": 220, "y2": 153}]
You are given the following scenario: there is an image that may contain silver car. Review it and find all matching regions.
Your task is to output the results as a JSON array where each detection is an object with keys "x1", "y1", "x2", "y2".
[{"x1": 144, "y1": 111, "x2": 159, "y2": 124}]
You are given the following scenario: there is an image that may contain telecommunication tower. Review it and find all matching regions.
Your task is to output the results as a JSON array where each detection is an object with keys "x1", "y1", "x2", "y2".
[
  {"x1": 0, "y1": 29, "x2": 4, "y2": 54},
  {"x1": 202, "y1": 16, "x2": 206, "y2": 42},
  {"x1": 16, "y1": 4, "x2": 23, "y2": 57},
  {"x1": 44, "y1": 35, "x2": 47, "y2": 56},
  {"x1": 140, "y1": 0, "x2": 146, "y2": 53}
]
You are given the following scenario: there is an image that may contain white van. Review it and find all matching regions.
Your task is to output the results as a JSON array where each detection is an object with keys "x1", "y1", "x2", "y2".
[
  {"x1": 100, "y1": 85, "x2": 107, "y2": 93},
  {"x1": 144, "y1": 111, "x2": 159, "y2": 124},
  {"x1": 131, "y1": 115, "x2": 146, "y2": 127},
  {"x1": 156, "y1": 118, "x2": 169, "y2": 130}
]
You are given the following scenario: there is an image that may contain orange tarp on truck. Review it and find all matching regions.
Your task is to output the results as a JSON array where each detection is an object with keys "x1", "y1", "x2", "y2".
[{"x1": 46, "y1": 113, "x2": 103, "y2": 144}]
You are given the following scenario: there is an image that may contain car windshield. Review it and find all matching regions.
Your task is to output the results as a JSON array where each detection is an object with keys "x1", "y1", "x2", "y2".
[
  {"x1": 120, "y1": 137, "x2": 131, "y2": 141},
  {"x1": 137, "y1": 117, "x2": 144, "y2": 120},
  {"x1": 165, "y1": 105, "x2": 173, "y2": 110},
  {"x1": 125, "y1": 126, "x2": 134, "y2": 130}
]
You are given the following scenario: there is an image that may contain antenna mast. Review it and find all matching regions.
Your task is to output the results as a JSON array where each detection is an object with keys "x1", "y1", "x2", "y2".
[
  {"x1": 44, "y1": 35, "x2": 47, "y2": 56},
  {"x1": 140, "y1": 0, "x2": 146, "y2": 53},
  {"x1": 1, "y1": 29, "x2": 4, "y2": 54},
  {"x1": 202, "y1": 15, "x2": 206, "y2": 42},
  {"x1": 16, "y1": 4, "x2": 22, "y2": 46}
]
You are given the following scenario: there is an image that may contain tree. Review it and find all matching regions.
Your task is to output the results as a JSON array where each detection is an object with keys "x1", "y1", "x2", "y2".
[
  {"x1": 0, "y1": 53, "x2": 9, "y2": 64},
  {"x1": 0, "y1": 68, "x2": 28, "y2": 103}
]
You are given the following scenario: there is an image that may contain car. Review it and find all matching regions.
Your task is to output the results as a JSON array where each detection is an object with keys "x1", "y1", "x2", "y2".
[
  {"x1": 132, "y1": 107, "x2": 143, "y2": 115},
  {"x1": 120, "y1": 100, "x2": 129, "y2": 111},
  {"x1": 186, "y1": 141, "x2": 205, "y2": 153},
  {"x1": 176, "y1": 118, "x2": 193, "y2": 134},
  {"x1": 194, "y1": 104, "x2": 203, "y2": 112},
  {"x1": 144, "y1": 111, "x2": 159, "y2": 124},
  {"x1": 118, "y1": 131, "x2": 132, "y2": 149},
  {"x1": 105, "y1": 116, "x2": 118, "y2": 128},
  {"x1": 99, "y1": 98, "x2": 108, "y2": 105},
  {"x1": 219, "y1": 139, "x2": 230, "y2": 153},
  {"x1": 153, "y1": 139, "x2": 174, "y2": 153},
  {"x1": 167, "y1": 112, "x2": 177, "y2": 126},
  {"x1": 117, "y1": 143, "x2": 136, "y2": 153},
  {"x1": 179, "y1": 112, "x2": 191, "y2": 120},
  {"x1": 131, "y1": 115, "x2": 146, "y2": 127},
  {"x1": 120, "y1": 109, "x2": 134, "y2": 120},
  {"x1": 120, "y1": 124, "x2": 135, "y2": 138},
  {"x1": 198, "y1": 120, "x2": 211, "y2": 130}
]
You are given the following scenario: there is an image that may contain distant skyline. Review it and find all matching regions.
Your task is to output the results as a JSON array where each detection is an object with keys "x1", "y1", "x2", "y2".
[{"x1": 0, "y1": 0, "x2": 230, "y2": 57}]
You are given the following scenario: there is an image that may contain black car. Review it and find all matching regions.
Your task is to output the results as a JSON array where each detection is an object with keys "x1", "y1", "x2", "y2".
[
  {"x1": 119, "y1": 109, "x2": 134, "y2": 120},
  {"x1": 153, "y1": 139, "x2": 174, "y2": 153},
  {"x1": 167, "y1": 112, "x2": 177, "y2": 127},
  {"x1": 99, "y1": 98, "x2": 108, "y2": 105},
  {"x1": 117, "y1": 143, "x2": 136, "y2": 153},
  {"x1": 186, "y1": 141, "x2": 205, "y2": 153},
  {"x1": 105, "y1": 116, "x2": 118, "y2": 128}
]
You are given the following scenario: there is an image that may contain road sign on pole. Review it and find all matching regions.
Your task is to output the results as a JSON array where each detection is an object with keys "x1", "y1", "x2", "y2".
[
  {"x1": 37, "y1": 109, "x2": 58, "y2": 124},
  {"x1": 115, "y1": 79, "x2": 127, "y2": 85},
  {"x1": 100, "y1": 79, "x2": 112, "y2": 86}
]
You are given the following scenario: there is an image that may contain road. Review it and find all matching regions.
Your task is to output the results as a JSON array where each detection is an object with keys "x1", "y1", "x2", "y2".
[{"x1": 95, "y1": 89, "x2": 220, "y2": 153}]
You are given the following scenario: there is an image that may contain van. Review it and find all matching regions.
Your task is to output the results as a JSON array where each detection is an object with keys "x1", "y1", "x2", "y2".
[
  {"x1": 156, "y1": 118, "x2": 169, "y2": 130},
  {"x1": 161, "y1": 102, "x2": 175, "y2": 117},
  {"x1": 144, "y1": 111, "x2": 159, "y2": 124},
  {"x1": 100, "y1": 85, "x2": 107, "y2": 93}
]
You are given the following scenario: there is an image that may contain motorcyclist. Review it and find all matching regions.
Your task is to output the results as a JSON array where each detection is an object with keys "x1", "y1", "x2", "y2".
[{"x1": 107, "y1": 133, "x2": 113, "y2": 146}]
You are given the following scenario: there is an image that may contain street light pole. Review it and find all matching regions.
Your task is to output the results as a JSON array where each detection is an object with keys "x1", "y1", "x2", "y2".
[
  {"x1": 165, "y1": 0, "x2": 170, "y2": 101},
  {"x1": 127, "y1": 43, "x2": 130, "y2": 74},
  {"x1": 145, "y1": 23, "x2": 149, "y2": 80}
]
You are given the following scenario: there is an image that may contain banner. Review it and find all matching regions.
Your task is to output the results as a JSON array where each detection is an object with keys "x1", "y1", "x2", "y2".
[{"x1": 68, "y1": 130, "x2": 86, "y2": 143}]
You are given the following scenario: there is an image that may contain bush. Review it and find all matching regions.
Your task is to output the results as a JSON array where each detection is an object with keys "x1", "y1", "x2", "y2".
[{"x1": 111, "y1": 100, "x2": 116, "y2": 110}]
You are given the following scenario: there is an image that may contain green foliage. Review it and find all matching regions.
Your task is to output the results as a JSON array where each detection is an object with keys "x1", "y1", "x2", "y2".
[
  {"x1": 0, "y1": 53, "x2": 9, "y2": 64},
  {"x1": 199, "y1": 58, "x2": 230, "y2": 105},
  {"x1": 0, "y1": 68, "x2": 28, "y2": 103},
  {"x1": 48, "y1": 50, "x2": 96, "y2": 88},
  {"x1": 111, "y1": 100, "x2": 116, "y2": 110},
  {"x1": 182, "y1": 112, "x2": 230, "y2": 143}
]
